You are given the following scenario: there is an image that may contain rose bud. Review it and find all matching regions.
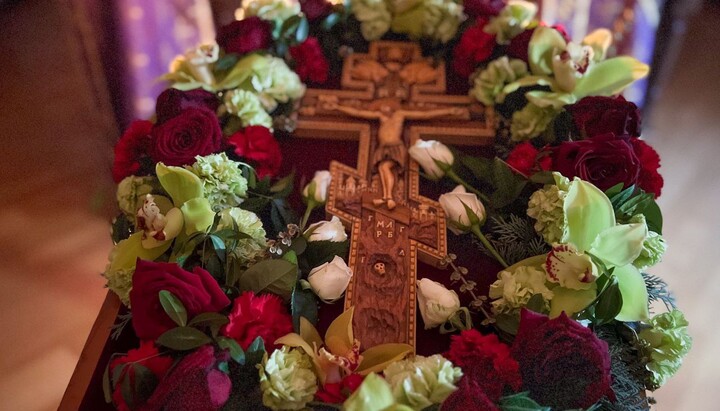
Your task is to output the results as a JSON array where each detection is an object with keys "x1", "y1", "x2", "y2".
[
  {"x1": 307, "y1": 256, "x2": 353, "y2": 302},
  {"x1": 439, "y1": 185, "x2": 486, "y2": 234},
  {"x1": 305, "y1": 216, "x2": 348, "y2": 242},
  {"x1": 302, "y1": 170, "x2": 332, "y2": 204},
  {"x1": 416, "y1": 278, "x2": 460, "y2": 329},
  {"x1": 408, "y1": 139, "x2": 454, "y2": 180}
]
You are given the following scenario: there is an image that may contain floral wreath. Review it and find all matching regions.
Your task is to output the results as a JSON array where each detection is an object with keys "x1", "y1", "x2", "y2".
[{"x1": 104, "y1": 1, "x2": 690, "y2": 410}]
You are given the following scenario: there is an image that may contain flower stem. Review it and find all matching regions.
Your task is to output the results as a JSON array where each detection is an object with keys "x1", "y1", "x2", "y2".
[
  {"x1": 445, "y1": 169, "x2": 491, "y2": 204},
  {"x1": 471, "y1": 225, "x2": 508, "y2": 268},
  {"x1": 299, "y1": 200, "x2": 317, "y2": 230}
]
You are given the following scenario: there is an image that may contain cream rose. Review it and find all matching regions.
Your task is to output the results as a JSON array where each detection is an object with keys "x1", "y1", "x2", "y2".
[
  {"x1": 416, "y1": 278, "x2": 460, "y2": 329},
  {"x1": 305, "y1": 216, "x2": 348, "y2": 242},
  {"x1": 308, "y1": 256, "x2": 353, "y2": 302},
  {"x1": 438, "y1": 185, "x2": 486, "y2": 234},
  {"x1": 302, "y1": 170, "x2": 332, "y2": 204},
  {"x1": 408, "y1": 139, "x2": 454, "y2": 180}
]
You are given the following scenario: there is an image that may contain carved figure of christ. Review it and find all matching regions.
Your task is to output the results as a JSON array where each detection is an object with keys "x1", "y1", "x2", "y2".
[{"x1": 322, "y1": 100, "x2": 466, "y2": 210}]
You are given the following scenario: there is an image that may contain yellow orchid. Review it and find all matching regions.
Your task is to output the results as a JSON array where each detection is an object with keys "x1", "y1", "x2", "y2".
[{"x1": 275, "y1": 307, "x2": 413, "y2": 384}]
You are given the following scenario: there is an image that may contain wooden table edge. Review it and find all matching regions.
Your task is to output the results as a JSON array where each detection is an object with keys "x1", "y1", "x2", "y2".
[{"x1": 59, "y1": 291, "x2": 121, "y2": 410}]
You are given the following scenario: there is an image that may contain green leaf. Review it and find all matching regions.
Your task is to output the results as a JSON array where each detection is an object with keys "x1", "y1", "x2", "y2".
[
  {"x1": 120, "y1": 367, "x2": 135, "y2": 409},
  {"x1": 238, "y1": 258, "x2": 298, "y2": 300},
  {"x1": 159, "y1": 290, "x2": 187, "y2": 327},
  {"x1": 291, "y1": 287, "x2": 318, "y2": 332},
  {"x1": 295, "y1": 17, "x2": 310, "y2": 43},
  {"x1": 188, "y1": 312, "x2": 229, "y2": 338},
  {"x1": 614, "y1": 264, "x2": 649, "y2": 321},
  {"x1": 102, "y1": 363, "x2": 113, "y2": 403},
  {"x1": 459, "y1": 155, "x2": 492, "y2": 186},
  {"x1": 217, "y1": 336, "x2": 246, "y2": 365},
  {"x1": 594, "y1": 277, "x2": 623, "y2": 325},
  {"x1": 245, "y1": 336, "x2": 266, "y2": 366},
  {"x1": 490, "y1": 158, "x2": 528, "y2": 208},
  {"x1": 155, "y1": 163, "x2": 203, "y2": 206},
  {"x1": 303, "y1": 240, "x2": 350, "y2": 268},
  {"x1": 156, "y1": 326, "x2": 212, "y2": 351},
  {"x1": 322, "y1": 12, "x2": 341, "y2": 30},
  {"x1": 574, "y1": 56, "x2": 650, "y2": 99},
  {"x1": 494, "y1": 313, "x2": 520, "y2": 336},
  {"x1": 526, "y1": 294, "x2": 546, "y2": 314},
  {"x1": 562, "y1": 179, "x2": 616, "y2": 252},
  {"x1": 269, "y1": 173, "x2": 294, "y2": 195},
  {"x1": 499, "y1": 392, "x2": 552, "y2": 411},
  {"x1": 132, "y1": 363, "x2": 159, "y2": 404}
]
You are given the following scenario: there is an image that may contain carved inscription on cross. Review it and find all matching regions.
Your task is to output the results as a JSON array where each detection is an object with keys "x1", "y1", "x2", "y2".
[{"x1": 294, "y1": 41, "x2": 495, "y2": 349}]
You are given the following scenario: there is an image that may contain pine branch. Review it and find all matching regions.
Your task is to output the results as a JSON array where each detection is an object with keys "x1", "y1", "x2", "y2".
[
  {"x1": 474, "y1": 215, "x2": 550, "y2": 265},
  {"x1": 595, "y1": 325, "x2": 650, "y2": 411},
  {"x1": 642, "y1": 273, "x2": 676, "y2": 312}
]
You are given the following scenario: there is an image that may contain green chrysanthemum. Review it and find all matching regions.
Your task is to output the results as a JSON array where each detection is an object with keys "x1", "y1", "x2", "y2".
[
  {"x1": 103, "y1": 247, "x2": 135, "y2": 306},
  {"x1": 639, "y1": 310, "x2": 692, "y2": 389},
  {"x1": 187, "y1": 153, "x2": 248, "y2": 212},
  {"x1": 216, "y1": 207, "x2": 267, "y2": 265},
  {"x1": 470, "y1": 57, "x2": 529, "y2": 106},
  {"x1": 510, "y1": 102, "x2": 558, "y2": 141},
  {"x1": 484, "y1": 0, "x2": 538, "y2": 44},
  {"x1": 527, "y1": 182, "x2": 567, "y2": 244},
  {"x1": 352, "y1": 0, "x2": 392, "y2": 41},
  {"x1": 489, "y1": 265, "x2": 553, "y2": 314},
  {"x1": 420, "y1": 0, "x2": 465, "y2": 43},
  {"x1": 223, "y1": 89, "x2": 273, "y2": 129},
  {"x1": 116, "y1": 176, "x2": 159, "y2": 216},
  {"x1": 383, "y1": 354, "x2": 462, "y2": 410},
  {"x1": 258, "y1": 347, "x2": 317, "y2": 411}
]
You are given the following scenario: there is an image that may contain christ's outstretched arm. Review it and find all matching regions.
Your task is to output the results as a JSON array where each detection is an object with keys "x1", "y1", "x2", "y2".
[
  {"x1": 397, "y1": 106, "x2": 467, "y2": 120},
  {"x1": 323, "y1": 102, "x2": 382, "y2": 120}
]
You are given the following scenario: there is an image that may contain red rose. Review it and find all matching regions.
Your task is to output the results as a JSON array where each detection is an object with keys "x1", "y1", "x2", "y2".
[
  {"x1": 156, "y1": 88, "x2": 220, "y2": 124},
  {"x1": 227, "y1": 125, "x2": 283, "y2": 178},
  {"x1": 144, "y1": 345, "x2": 231, "y2": 411},
  {"x1": 630, "y1": 138, "x2": 664, "y2": 197},
  {"x1": 221, "y1": 291, "x2": 293, "y2": 352},
  {"x1": 512, "y1": 310, "x2": 614, "y2": 409},
  {"x1": 301, "y1": 0, "x2": 333, "y2": 21},
  {"x1": 150, "y1": 107, "x2": 223, "y2": 167},
  {"x1": 506, "y1": 142, "x2": 551, "y2": 176},
  {"x1": 566, "y1": 96, "x2": 641, "y2": 138},
  {"x1": 452, "y1": 20, "x2": 496, "y2": 78},
  {"x1": 315, "y1": 374, "x2": 365, "y2": 403},
  {"x1": 290, "y1": 37, "x2": 330, "y2": 84},
  {"x1": 216, "y1": 17, "x2": 272, "y2": 55},
  {"x1": 112, "y1": 120, "x2": 153, "y2": 183},
  {"x1": 553, "y1": 133, "x2": 641, "y2": 191},
  {"x1": 110, "y1": 341, "x2": 173, "y2": 411},
  {"x1": 130, "y1": 260, "x2": 230, "y2": 341},
  {"x1": 445, "y1": 329, "x2": 521, "y2": 402},
  {"x1": 463, "y1": 0, "x2": 505, "y2": 18},
  {"x1": 440, "y1": 378, "x2": 499, "y2": 411}
]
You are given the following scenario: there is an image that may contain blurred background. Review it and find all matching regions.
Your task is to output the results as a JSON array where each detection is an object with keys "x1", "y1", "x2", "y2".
[{"x1": 0, "y1": 0, "x2": 717, "y2": 409}]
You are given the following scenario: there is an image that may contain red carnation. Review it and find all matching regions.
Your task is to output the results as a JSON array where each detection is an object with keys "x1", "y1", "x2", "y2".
[
  {"x1": 143, "y1": 345, "x2": 232, "y2": 411},
  {"x1": 221, "y1": 292, "x2": 293, "y2": 352},
  {"x1": 112, "y1": 120, "x2": 153, "y2": 183},
  {"x1": 130, "y1": 260, "x2": 230, "y2": 341},
  {"x1": 150, "y1": 107, "x2": 223, "y2": 167},
  {"x1": 216, "y1": 17, "x2": 272, "y2": 55},
  {"x1": 315, "y1": 374, "x2": 365, "y2": 404},
  {"x1": 441, "y1": 378, "x2": 500, "y2": 411},
  {"x1": 110, "y1": 341, "x2": 173, "y2": 411},
  {"x1": 463, "y1": 0, "x2": 505, "y2": 18},
  {"x1": 290, "y1": 37, "x2": 330, "y2": 84},
  {"x1": 301, "y1": 0, "x2": 333, "y2": 21},
  {"x1": 630, "y1": 138, "x2": 664, "y2": 197},
  {"x1": 452, "y1": 19, "x2": 496, "y2": 78},
  {"x1": 553, "y1": 133, "x2": 641, "y2": 192},
  {"x1": 512, "y1": 310, "x2": 614, "y2": 409},
  {"x1": 444, "y1": 329, "x2": 521, "y2": 402},
  {"x1": 155, "y1": 88, "x2": 220, "y2": 124},
  {"x1": 506, "y1": 142, "x2": 551, "y2": 176},
  {"x1": 227, "y1": 125, "x2": 283, "y2": 178},
  {"x1": 566, "y1": 96, "x2": 642, "y2": 138}
]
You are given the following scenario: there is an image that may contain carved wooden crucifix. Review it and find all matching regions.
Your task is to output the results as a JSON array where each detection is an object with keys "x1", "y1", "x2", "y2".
[{"x1": 294, "y1": 41, "x2": 495, "y2": 349}]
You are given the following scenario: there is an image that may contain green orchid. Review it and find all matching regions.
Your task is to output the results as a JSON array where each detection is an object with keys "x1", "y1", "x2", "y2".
[
  {"x1": 548, "y1": 178, "x2": 649, "y2": 321},
  {"x1": 343, "y1": 373, "x2": 413, "y2": 411},
  {"x1": 156, "y1": 163, "x2": 214, "y2": 236}
]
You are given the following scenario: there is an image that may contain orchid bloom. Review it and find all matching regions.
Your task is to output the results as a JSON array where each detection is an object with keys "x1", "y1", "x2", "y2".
[{"x1": 276, "y1": 307, "x2": 413, "y2": 385}]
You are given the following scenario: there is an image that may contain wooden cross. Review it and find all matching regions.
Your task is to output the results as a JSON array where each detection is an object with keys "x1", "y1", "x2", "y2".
[{"x1": 294, "y1": 41, "x2": 495, "y2": 349}]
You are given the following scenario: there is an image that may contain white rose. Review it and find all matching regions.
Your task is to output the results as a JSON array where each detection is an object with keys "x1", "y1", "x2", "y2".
[
  {"x1": 438, "y1": 185, "x2": 486, "y2": 234},
  {"x1": 302, "y1": 170, "x2": 332, "y2": 204},
  {"x1": 307, "y1": 256, "x2": 353, "y2": 302},
  {"x1": 305, "y1": 216, "x2": 348, "y2": 242},
  {"x1": 408, "y1": 139, "x2": 454, "y2": 180},
  {"x1": 416, "y1": 278, "x2": 460, "y2": 329}
]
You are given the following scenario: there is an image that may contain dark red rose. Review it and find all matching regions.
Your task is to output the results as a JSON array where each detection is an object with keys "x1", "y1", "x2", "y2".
[
  {"x1": 453, "y1": 19, "x2": 496, "y2": 78},
  {"x1": 440, "y1": 378, "x2": 499, "y2": 411},
  {"x1": 113, "y1": 120, "x2": 153, "y2": 183},
  {"x1": 512, "y1": 310, "x2": 614, "y2": 409},
  {"x1": 221, "y1": 292, "x2": 293, "y2": 352},
  {"x1": 156, "y1": 89, "x2": 220, "y2": 124},
  {"x1": 630, "y1": 138, "x2": 664, "y2": 197},
  {"x1": 553, "y1": 133, "x2": 641, "y2": 191},
  {"x1": 445, "y1": 329, "x2": 521, "y2": 402},
  {"x1": 290, "y1": 37, "x2": 330, "y2": 84},
  {"x1": 130, "y1": 260, "x2": 230, "y2": 341},
  {"x1": 110, "y1": 341, "x2": 173, "y2": 411},
  {"x1": 227, "y1": 125, "x2": 283, "y2": 178},
  {"x1": 216, "y1": 17, "x2": 272, "y2": 55},
  {"x1": 506, "y1": 28, "x2": 534, "y2": 63},
  {"x1": 301, "y1": 0, "x2": 333, "y2": 21},
  {"x1": 144, "y1": 345, "x2": 231, "y2": 411},
  {"x1": 566, "y1": 96, "x2": 641, "y2": 138},
  {"x1": 463, "y1": 0, "x2": 505, "y2": 18},
  {"x1": 150, "y1": 107, "x2": 223, "y2": 167},
  {"x1": 506, "y1": 142, "x2": 551, "y2": 176},
  {"x1": 315, "y1": 374, "x2": 365, "y2": 403}
]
